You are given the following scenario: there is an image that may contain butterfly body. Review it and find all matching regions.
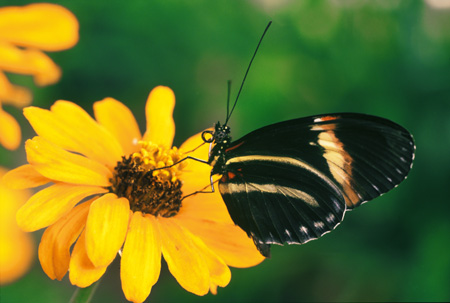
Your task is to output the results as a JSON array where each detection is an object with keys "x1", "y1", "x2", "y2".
[{"x1": 204, "y1": 113, "x2": 415, "y2": 257}]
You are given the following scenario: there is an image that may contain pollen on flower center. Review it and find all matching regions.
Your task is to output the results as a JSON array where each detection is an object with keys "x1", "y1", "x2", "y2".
[{"x1": 111, "y1": 141, "x2": 187, "y2": 217}]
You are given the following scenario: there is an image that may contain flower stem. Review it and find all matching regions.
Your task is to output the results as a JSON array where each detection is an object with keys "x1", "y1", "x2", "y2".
[{"x1": 69, "y1": 280, "x2": 101, "y2": 303}]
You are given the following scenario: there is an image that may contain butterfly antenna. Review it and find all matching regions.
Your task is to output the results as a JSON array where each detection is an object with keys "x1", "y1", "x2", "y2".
[
  {"x1": 224, "y1": 21, "x2": 272, "y2": 125},
  {"x1": 225, "y1": 80, "x2": 232, "y2": 123}
]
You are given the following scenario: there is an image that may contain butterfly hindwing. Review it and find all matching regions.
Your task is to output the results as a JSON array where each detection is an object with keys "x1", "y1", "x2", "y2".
[
  {"x1": 216, "y1": 113, "x2": 414, "y2": 255},
  {"x1": 219, "y1": 155, "x2": 346, "y2": 256}
]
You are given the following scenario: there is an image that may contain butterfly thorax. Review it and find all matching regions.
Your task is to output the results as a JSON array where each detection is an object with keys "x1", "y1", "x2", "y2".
[{"x1": 204, "y1": 122, "x2": 232, "y2": 175}]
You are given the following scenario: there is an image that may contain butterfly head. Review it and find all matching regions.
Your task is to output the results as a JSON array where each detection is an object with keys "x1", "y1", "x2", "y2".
[{"x1": 201, "y1": 121, "x2": 231, "y2": 146}]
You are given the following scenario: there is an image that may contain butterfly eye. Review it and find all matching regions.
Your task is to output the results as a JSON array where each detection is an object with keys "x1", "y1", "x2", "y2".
[{"x1": 201, "y1": 130, "x2": 214, "y2": 143}]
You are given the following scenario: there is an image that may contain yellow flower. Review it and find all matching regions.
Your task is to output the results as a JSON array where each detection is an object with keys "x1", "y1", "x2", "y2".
[
  {"x1": 4, "y1": 86, "x2": 265, "y2": 303},
  {"x1": 0, "y1": 3, "x2": 79, "y2": 150},
  {"x1": 0, "y1": 167, "x2": 34, "y2": 285}
]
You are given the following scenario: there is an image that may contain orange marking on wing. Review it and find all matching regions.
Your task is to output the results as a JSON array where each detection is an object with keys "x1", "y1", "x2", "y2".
[
  {"x1": 319, "y1": 115, "x2": 340, "y2": 122},
  {"x1": 225, "y1": 141, "x2": 245, "y2": 153},
  {"x1": 221, "y1": 171, "x2": 237, "y2": 182}
]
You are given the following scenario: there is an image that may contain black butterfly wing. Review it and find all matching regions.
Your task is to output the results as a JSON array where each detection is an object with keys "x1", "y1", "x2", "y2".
[
  {"x1": 217, "y1": 113, "x2": 414, "y2": 256},
  {"x1": 218, "y1": 155, "x2": 347, "y2": 257}
]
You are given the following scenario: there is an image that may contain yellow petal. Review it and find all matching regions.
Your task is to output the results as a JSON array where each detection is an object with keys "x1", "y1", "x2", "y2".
[
  {"x1": 51, "y1": 101, "x2": 124, "y2": 167},
  {"x1": 93, "y1": 98, "x2": 142, "y2": 155},
  {"x1": 143, "y1": 86, "x2": 175, "y2": 148},
  {"x1": 121, "y1": 212, "x2": 161, "y2": 303},
  {"x1": 178, "y1": 189, "x2": 232, "y2": 224},
  {"x1": 178, "y1": 132, "x2": 225, "y2": 223},
  {"x1": 69, "y1": 231, "x2": 107, "y2": 288},
  {"x1": 38, "y1": 200, "x2": 92, "y2": 280},
  {"x1": 0, "y1": 71, "x2": 32, "y2": 106},
  {"x1": 158, "y1": 217, "x2": 209, "y2": 296},
  {"x1": 0, "y1": 169, "x2": 34, "y2": 284},
  {"x1": 185, "y1": 221, "x2": 231, "y2": 290},
  {"x1": 16, "y1": 183, "x2": 107, "y2": 232},
  {"x1": 85, "y1": 194, "x2": 130, "y2": 267},
  {"x1": 2, "y1": 164, "x2": 50, "y2": 189},
  {"x1": 24, "y1": 101, "x2": 124, "y2": 169},
  {"x1": 0, "y1": 3, "x2": 79, "y2": 51},
  {"x1": 210, "y1": 283, "x2": 219, "y2": 295},
  {"x1": 0, "y1": 42, "x2": 61, "y2": 86},
  {"x1": 0, "y1": 107, "x2": 21, "y2": 150},
  {"x1": 29, "y1": 50, "x2": 60, "y2": 86},
  {"x1": 179, "y1": 130, "x2": 215, "y2": 194},
  {"x1": 178, "y1": 132, "x2": 260, "y2": 268},
  {"x1": 179, "y1": 129, "x2": 212, "y2": 159},
  {"x1": 0, "y1": 231, "x2": 34, "y2": 285},
  {"x1": 25, "y1": 136, "x2": 112, "y2": 187},
  {"x1": 0, "y1": 166, "x2": 31, "y2": 217},
  {"x1": 177, "y1": 216, "x2": 265, "y2": 268}
]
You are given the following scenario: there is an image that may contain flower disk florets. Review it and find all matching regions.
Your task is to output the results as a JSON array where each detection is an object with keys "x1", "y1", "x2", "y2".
[{"x1": 111, "y1": 141, "x2": 186, "y2": 217}]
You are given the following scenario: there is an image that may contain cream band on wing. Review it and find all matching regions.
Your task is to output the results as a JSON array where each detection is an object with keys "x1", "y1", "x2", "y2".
[
  {"x1": 219, "y1": 181, "x2": 320, "y2": 207},
  {"x1": 226, "y1": 155, "x2": 335, "y2": 187},
  {"x1": 317, "y1": 130, "x2": 360, "y2": 207}
]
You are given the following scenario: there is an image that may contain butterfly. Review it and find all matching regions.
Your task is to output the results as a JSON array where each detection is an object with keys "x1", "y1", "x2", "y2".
[
  {"x1": 192, "y1": 22, "x2": 415, "y2": 257},
  {"x1": 201, "y1": 114, "x2": 415, "y2": 257}
]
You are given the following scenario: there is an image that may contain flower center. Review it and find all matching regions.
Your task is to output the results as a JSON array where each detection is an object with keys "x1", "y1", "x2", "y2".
[{"x1": 111, "y1": 142, "x2": 186, "y2": 217}]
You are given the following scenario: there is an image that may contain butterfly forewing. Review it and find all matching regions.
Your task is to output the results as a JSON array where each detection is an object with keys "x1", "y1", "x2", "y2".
[{"x1": 216, "y1": 113, "x2": 414, "y2": 255}]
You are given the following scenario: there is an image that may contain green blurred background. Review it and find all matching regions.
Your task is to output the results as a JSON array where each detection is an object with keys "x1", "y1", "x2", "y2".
[{"x1": 1, "y1": 0, "x2": 450, "y2": 302}]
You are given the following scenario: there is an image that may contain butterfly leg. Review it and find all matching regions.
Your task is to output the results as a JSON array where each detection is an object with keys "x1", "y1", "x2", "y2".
[
  {"x1": 181, "y1": 174, "x2": 218, "y2": 201},
  {"x1": 149, "y1": 155, "x2": 209, "y2": 172},
  {"x1": 147, "y1": 156, "x2": 218, "y2": 200}
]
